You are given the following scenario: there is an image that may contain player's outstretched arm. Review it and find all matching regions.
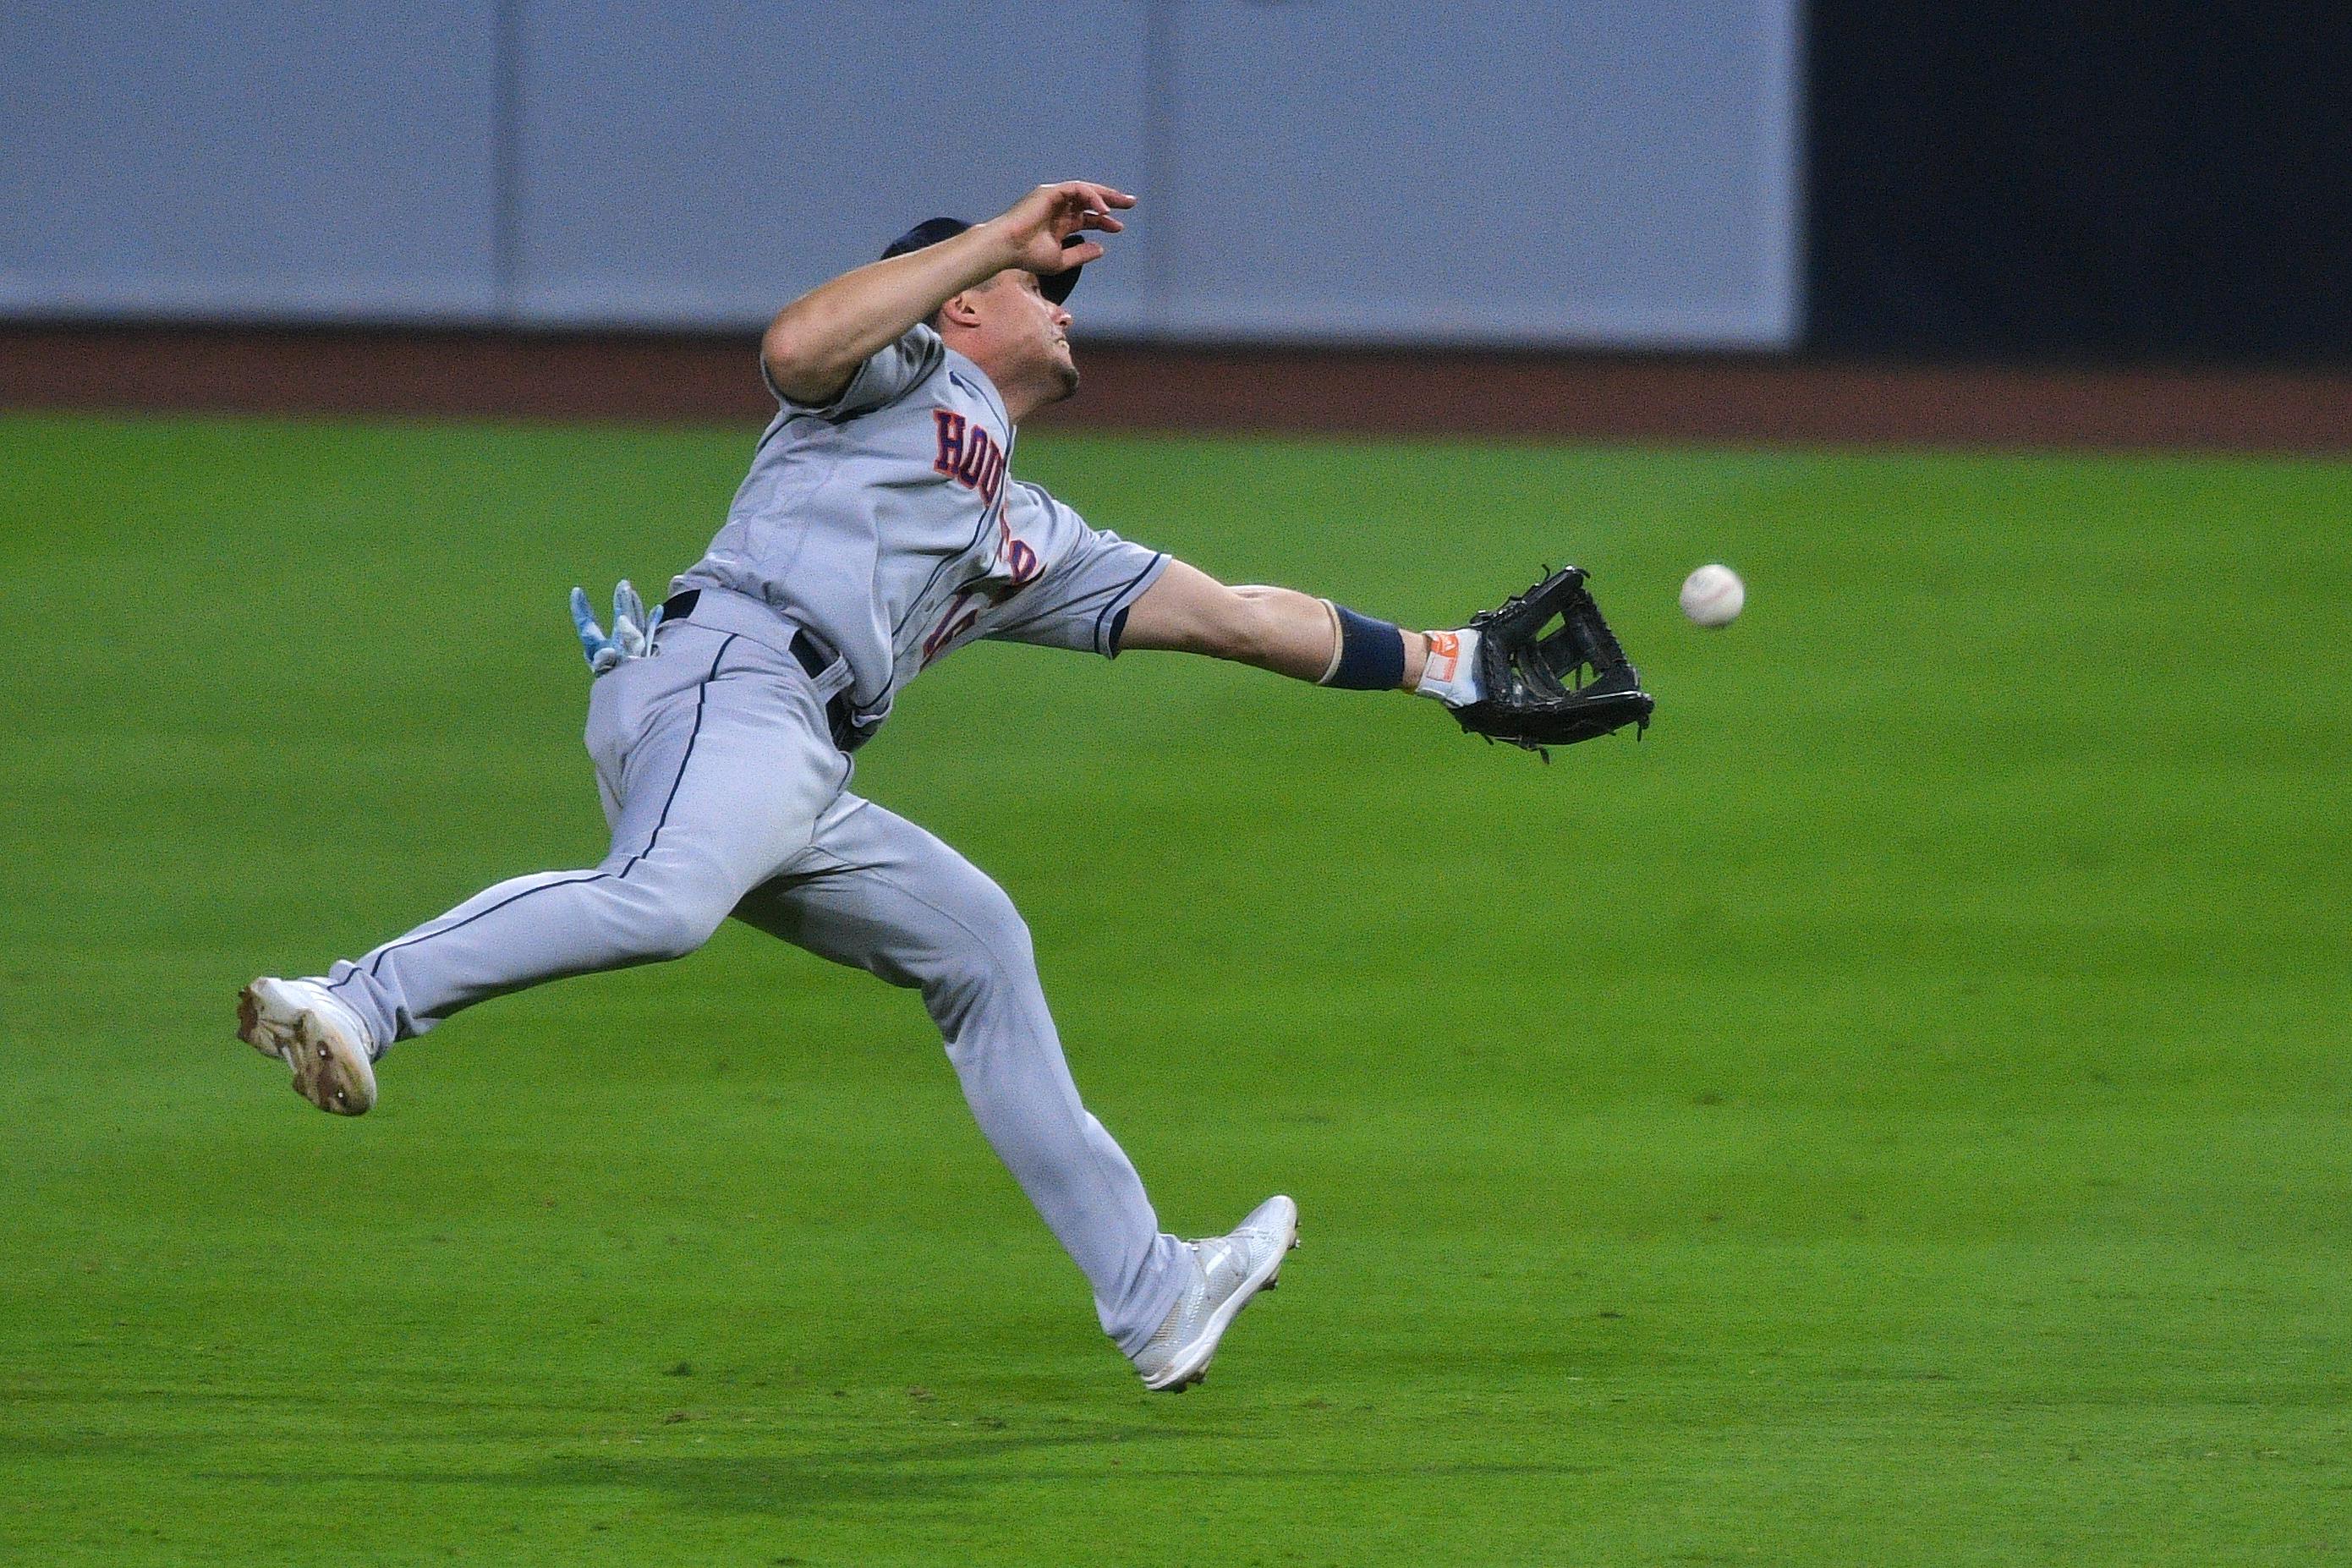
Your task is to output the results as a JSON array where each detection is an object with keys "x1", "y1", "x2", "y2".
[
  {"x1": 762, "y1": 181, "x2": 1135, "y2": 405},
  {"x1": 1119, "y1": 559, "x2": 1474, "y2": 702},
  {"x1": 1121, "y1": 558, "x2": 1656, "y2": 753}
]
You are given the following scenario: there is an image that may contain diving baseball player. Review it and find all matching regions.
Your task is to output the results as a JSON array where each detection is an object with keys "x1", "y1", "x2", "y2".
[{"x1": 238, "y1": 181, "x2": 1649, "y2": 1391}]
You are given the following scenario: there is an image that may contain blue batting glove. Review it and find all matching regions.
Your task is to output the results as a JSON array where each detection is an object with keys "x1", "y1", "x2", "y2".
[
  {"x1": 571, "y1": 580, "x2": 666, "y2": 676},
  {"x1": 570, "y1": 585, "x2": 623, "y2": 675}
]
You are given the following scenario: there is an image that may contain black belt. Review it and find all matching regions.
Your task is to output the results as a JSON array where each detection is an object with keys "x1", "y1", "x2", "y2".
[
  {"x1": 661, "y1": 589, "x2": 871, "y2": 751},
  {"x1": 659, "y1": 589, "x2": 833, "y2": 681}
]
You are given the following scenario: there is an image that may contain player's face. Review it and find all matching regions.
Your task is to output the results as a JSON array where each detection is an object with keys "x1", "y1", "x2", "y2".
[{"x1": 965, "y1": 270, "x2": 1079, "y2": 403}]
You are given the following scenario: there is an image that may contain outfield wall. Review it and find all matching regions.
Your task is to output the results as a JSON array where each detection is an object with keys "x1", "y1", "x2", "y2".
[
  {"x1": 8, "y1": 5, "x2": 2341, "y2": 366},
  {"x1": 0, "y1": 0, "x2": 1802, "y2": 348}
]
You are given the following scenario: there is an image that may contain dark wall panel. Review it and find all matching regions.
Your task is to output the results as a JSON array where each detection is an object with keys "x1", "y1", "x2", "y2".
[{"x1": 1807, "y1": 7, "x2": 2352, "y2": 364}]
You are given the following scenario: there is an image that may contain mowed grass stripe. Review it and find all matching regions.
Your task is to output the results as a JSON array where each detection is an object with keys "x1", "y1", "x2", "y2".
[{"x1": 1, "y1": 412, "x2": 2345, "y2": 1566}]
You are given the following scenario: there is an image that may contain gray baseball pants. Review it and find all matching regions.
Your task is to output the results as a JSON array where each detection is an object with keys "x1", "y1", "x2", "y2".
[{"x1": 324, "y1": 617, "x2": 1190, "y2": 1353}]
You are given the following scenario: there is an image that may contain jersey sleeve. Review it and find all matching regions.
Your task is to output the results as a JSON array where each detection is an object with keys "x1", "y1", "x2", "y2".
[
  {"x1": 762, "y1": 322, "x2": 946, "y2": 421},
  {"x1": 979, "y1": 484, "x2": 1169, "y2": 658}
]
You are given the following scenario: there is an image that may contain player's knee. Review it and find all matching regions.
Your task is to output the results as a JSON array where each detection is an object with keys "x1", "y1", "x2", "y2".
[
  {"x1": 619, "y1": 885, "x2": 732, "y2": 963},
  {"x1": 596, "y1": 850, "x2": 741, "y2": 962},
  {"x1": 924, "y1": 880, "x2": 1037, "y2": 995},
  {"x1": 636, "y1": 906, "x2": 722, "y2": 962}
]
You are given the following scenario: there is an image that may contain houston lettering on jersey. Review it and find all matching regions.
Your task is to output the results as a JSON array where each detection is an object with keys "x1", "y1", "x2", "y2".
[{"x1": 931, "y1": 411, "x2": 1006, "y2": 506}]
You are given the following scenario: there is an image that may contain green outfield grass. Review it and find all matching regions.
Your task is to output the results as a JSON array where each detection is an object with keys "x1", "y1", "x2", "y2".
[{"x1": 2, "y1": 411, "x2": 2346, "y2": 1565}]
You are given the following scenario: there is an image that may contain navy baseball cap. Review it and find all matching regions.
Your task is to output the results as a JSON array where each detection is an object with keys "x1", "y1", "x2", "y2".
[{"x1": 881, "y1": 217, "x2": 1085, "y2": 304}]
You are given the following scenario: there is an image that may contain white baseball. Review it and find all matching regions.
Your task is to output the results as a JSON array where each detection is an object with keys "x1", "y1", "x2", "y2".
[{"x1": 1679, "y1": 563, "x2": 1745, "y2": 628}]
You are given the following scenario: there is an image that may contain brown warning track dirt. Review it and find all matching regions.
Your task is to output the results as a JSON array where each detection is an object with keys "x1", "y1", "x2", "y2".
[{"x1": 3, "y1": 324, "x2": 2345, "y2": 452}]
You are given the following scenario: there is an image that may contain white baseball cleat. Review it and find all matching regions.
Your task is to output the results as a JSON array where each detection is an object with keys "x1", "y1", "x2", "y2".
[
  {"x1": 236, "y1": 977, "x2": 378, "y2": 1116},
  {"x1": 1132, "y1": 1194, "x2": 1299, "y2": 1392}
]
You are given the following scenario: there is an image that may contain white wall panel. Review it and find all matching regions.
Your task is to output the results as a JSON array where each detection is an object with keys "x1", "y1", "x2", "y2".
[
  {"x1": 0, "y1": 2, "x2": 1801, "y2": 347},
  {"x1": 1153, "y1": 0, "x2": 1802, "y2": 347},
  {"x1": 0, "y1": 1, "x2": 501, "y2": 321},
  {"x1": 511, "y1": 1, "x2": 1154, "y2": 332}
]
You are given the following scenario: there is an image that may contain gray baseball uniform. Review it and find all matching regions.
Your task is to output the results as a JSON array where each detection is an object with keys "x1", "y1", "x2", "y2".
[{"x1": 321, "y1": 326, "x2": 1188, "y2": 1352}]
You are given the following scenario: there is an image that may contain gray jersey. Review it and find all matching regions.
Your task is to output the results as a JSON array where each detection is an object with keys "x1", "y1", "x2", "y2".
[{"x1": 673, "y1": 324, "x2": 1167, "y2": 736}]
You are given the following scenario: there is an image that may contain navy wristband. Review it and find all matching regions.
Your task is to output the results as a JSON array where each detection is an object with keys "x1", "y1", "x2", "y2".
[{"x1": 1324, "y1": 604, "x2": 1407, "y2": 690}]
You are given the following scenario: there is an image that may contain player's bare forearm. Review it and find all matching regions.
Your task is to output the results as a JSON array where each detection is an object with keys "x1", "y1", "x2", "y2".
[
  {"x1": 1122, "y1": 559, "x2": 1432, "y2": 687},
  {"x1": 761, "y1": 230, "x2": 1016, "y2": 403},
  {"x1": 763, "y1": 181, "x2": 1135, "y2": 405}
]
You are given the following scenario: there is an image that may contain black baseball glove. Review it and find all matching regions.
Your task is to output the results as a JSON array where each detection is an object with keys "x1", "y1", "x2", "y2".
[{"x1": 1448, "y1": 567, "x2": 1653, "y2": 758}]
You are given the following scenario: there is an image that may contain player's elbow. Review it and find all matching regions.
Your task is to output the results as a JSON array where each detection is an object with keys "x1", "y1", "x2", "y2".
[
  {"x1": 1214, "y1": 585, "x2": 1291, "y2": 667},
  {"x1": 760, "y1": 321, "x2": 855, "y2": 406}
]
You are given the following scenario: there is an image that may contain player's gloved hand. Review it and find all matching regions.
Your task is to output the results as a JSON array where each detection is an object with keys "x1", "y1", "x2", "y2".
[
  {"x1": 569, "y1": 579, "x2": 664, "y2": 676},
  {"x1": 1439, "y1": 567, "x2": 1654, "y2": 759}
]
